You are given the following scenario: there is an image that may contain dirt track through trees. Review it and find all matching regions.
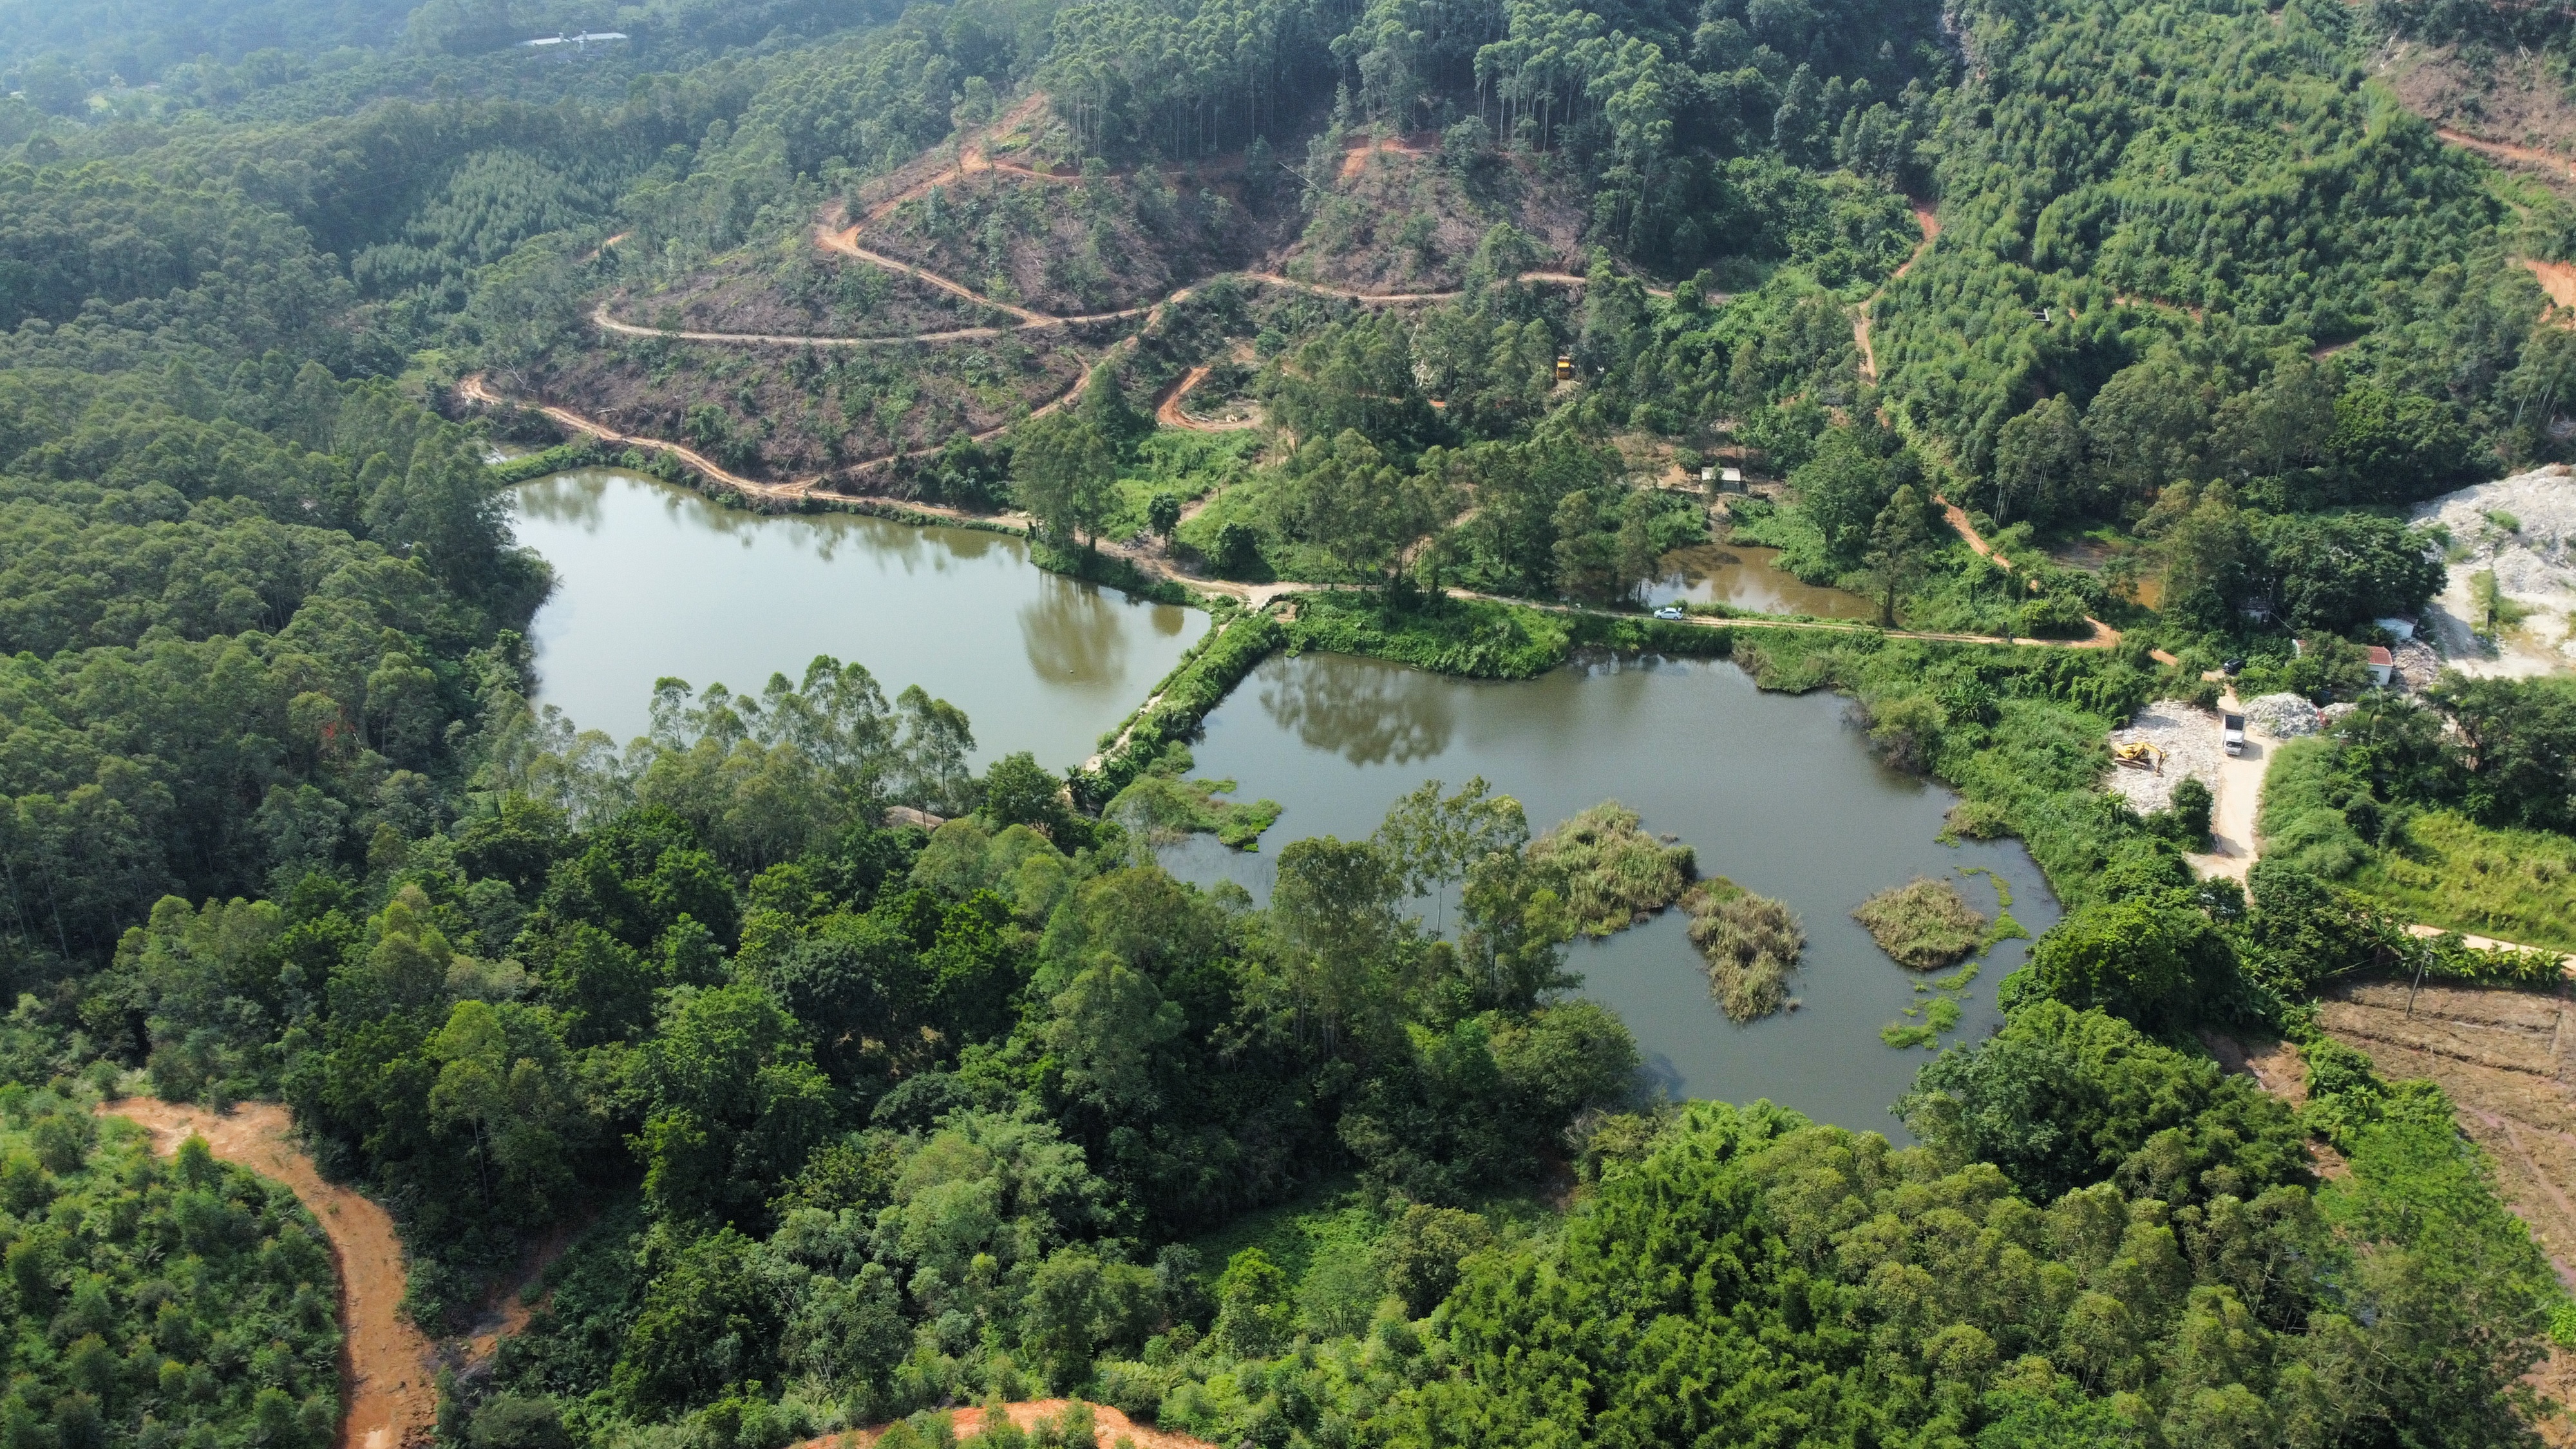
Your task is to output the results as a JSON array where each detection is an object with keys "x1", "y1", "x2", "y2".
[
  {"x1": 806, "y1": 1399, "x2": 1217, "y2": 1449},
  {"x1": 2440, "y1": 125, "x2": 2576, "y2": 184},
  {"x1": 1855, "y1": 203, "x2": 1940, "y2": 382},
  {"x1": 591, "y1": 88, "x2": 1649, "y2": 352},
  {"x1": 98, "y1": 1099, "x2": 438, "y2": 1449},
  {"x1": 463, "y1": 368, "x2": 1086, "y2": 496},
  {"x1": 1155, "y1": 363, "x2": 1261, "y2": 431}
]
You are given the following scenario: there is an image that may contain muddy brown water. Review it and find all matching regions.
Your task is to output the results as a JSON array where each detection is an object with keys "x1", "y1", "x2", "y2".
[
  {"x1": 511, "y1": 469, "x2": 1204, "y2": 763},
  {"x1": 1642, "y1": 542, "x2": 1878, "y2": 619},
  {"x1": 1157, "y1": 652, "x2": 2060, "y2": 1135}
]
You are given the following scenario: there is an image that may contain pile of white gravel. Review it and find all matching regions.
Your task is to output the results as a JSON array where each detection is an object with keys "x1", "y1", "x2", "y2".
[
  {"x1": 2244, "y1": 692, "x2": 2325, "y2": 738},
  {"x1": 2412, "y1": 465, "x2": 2576, "y2": 671},
  {"x1": 2105, "y1": 699, "x2": 2226, "y2": 813}
]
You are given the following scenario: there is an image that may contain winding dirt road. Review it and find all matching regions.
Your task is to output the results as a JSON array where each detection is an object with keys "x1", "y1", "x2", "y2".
[
  {"x1": 591, "y1": 301, "x2": 1012, "y2": 349},
  {"x1": 1929, "y1": 493, "x2": 2121, "y2": 649},
  {"x1": 98, "y1": 1099, "x2": 437, "y2": 1449},
  {"x1": 2439, "y1": 125, "x2": 2576, "y2": 185},
  {"x1": 462, "y1": 373, "x2": 802, "y2": 497},
  {"x1": 596, "y1": 91, "x2": 1653, "y2": 354},
  {"x1": 464, "y1": 364, "x2": 1094, "y2": 495},
  {"x1": 1155, "y1": 364, "x2": 1262, "y2": 431},
  {"x1": 1856, "y1": 202, "x2": 1940, "y2": 382}
]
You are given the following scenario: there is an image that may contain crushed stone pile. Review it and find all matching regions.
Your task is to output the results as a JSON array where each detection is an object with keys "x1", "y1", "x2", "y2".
[
  {"x1": 2105, "y1": 699, "x2": 2227, "y2": 813},
  {"x1": 2414, "y1": 465, "x2": 2576, "y2": 595},
  {"x1": 2245, "y1": 692, "x2": 2324, "y2": 739},
  {"x1": 2412, "y1": 465, "x2": 2576, "y2": 671},
  {"x1": 2392, "y1": 639, "x2": 2441, "y2": 689}
]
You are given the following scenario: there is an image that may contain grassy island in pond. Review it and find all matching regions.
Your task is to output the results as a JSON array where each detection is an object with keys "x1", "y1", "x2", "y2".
[
  {"x1": 1684, "y1": 880, "x2": 1808, "y2": 1021},
  {"x1": 1853, "y1": 877, "x2": 1989, "y2": 969},
  {"x1": 1526, "y1": 801, "x2": 1697, "y2": 936}
]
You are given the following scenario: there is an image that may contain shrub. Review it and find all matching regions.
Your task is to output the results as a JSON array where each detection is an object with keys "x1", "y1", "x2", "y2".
[{"x1": 2017, "y1": 591, "x2": 2094, "y2": 638}]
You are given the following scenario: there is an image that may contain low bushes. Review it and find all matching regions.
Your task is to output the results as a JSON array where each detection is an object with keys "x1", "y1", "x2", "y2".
[
  {"x1": 1106, "y1": 751, "x2": 1283, "y2": 849},
  {"x1": 488, "y1": 439, "x2": 607, "y2": 484}
]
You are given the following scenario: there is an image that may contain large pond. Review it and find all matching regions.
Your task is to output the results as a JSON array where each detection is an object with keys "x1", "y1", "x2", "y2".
[
  {"x1": 511, "y1": 470, "x2": 2060, "y2": 1133},
  {"x1": 1158, "y1": 652, "x2": 2061, "y2": 1135},
  {"x1": 511, "y1": 469, "x2": 1206, "y2": 764}
]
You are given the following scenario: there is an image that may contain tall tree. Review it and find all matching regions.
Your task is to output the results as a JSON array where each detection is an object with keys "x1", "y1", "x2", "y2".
[{"x1": 1010, "y1": 413, "x2": 1118, "y2": 550}]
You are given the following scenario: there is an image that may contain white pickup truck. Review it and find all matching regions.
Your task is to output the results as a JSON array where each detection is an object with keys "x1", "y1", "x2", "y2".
[{"x1": 2222, "y1": 712, "x2": 2247, "y2": 757}]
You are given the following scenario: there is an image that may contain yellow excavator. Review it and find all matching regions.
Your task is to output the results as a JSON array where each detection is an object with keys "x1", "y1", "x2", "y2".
[{"x1": 2112, "y1": 741, "x2": 2164, "y2": 773}]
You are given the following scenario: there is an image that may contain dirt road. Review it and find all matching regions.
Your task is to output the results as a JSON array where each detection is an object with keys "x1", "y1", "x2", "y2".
[
  {"x1": 462, "y1": 370, "x2": 1088, "y2": 494},
  {"x1": 2439, "y1": 125, "x2": 2576, "y2": 184},
  {"x1": 1928, "y1": 495, "x2": 2120, "y2": 648},
  {"x1": 460, "y1": 374, "x2": 806, "y2": 498},
  {"x1": 591, "y1": 300, "x2": 1012, "y2": 348},
  {"x1": 804, "y1": 1399, "x2": 1215, "y2": 1449},
  {"x1": 2529, "y1": 258, "x2": 2576, "y2": 312},
  {"x1": 1155, "y1": 364, "x2": 1261, "y2": 431},
  {"x1": 2190, "y1": 690, "x2": 2267, "y2": 881},
  {"x1": 99, "y1": 1099, "x2": 437, "y2": 1449},
  {"x1": 1856, "y1": 203, "x2": 1940, "y2": 382}
]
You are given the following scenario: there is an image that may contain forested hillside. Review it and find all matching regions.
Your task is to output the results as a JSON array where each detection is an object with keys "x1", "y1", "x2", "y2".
[{"x1": 6, "y1": 0, "x2": 2576, "y2": 1445}]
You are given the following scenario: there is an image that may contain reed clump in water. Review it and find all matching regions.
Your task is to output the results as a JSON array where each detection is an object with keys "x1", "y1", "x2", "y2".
[
  {"x1": 1852, "y1": 877, "x2": 1987, "y2": 969},
  {"x1": 1685, "y1": 878, "x2": 1805, "y2": 1021},
  {"x1": 1527, "y1": 800, "x2": 1697, "y2": 936}
]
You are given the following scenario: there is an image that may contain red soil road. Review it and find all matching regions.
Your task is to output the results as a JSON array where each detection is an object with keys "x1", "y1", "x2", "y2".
[
  {"x1": 2526, "y1": 258, "x2": 2576, "y2": 312},
  {"x1": 817, "y1": 223, "x2": 1057, "y2": 327},
  {"x1": 2439, "y1": 125, "x2": 2576, "y2": 185},
  {"x1": 97, "y1": 1099, "x2": 439, "y2": 1449},
  {"x1": 1930, "y1": 493, "x2": 2123, "y2": 649},
  {"x1": 461, "y1": 370, "x2": 1082, "y2": 497},
  {"x1": 591, "y1": 299, "x2": 1012, "y2": 348},
  {"x1": 1339, "y1": 129, "x2": 1442, "y2": 180},
  {"x1": 814, "y1": 1399, "x2": 1218, "y2": 1449},
  {"x1": 1155, "y1": 364, "x2": 1261, "y2": 431},
  {"x1": 460, "y1": 372, "x2": 809, "y2": 498}
]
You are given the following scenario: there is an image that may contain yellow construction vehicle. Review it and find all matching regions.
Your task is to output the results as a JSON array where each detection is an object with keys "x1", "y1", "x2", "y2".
[{"x1": 2111, "y1": 741, "x2": 2164, "y2": 773}]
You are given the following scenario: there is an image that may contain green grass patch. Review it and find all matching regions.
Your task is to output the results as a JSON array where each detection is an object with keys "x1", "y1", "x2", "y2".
[
  {"x1": 1684, "y1": 879, "x2": 1806, "y2": 1021},
  {"x1": 2350, "y1": 810, "x2": 2576, "y2": 954},
  {"x1": 1104, "y1": 430, "x2": 1263, "y2": 538},
  {"x1": 1283, "y1": 591, "x2": 1574, "y2": 679},
  {"x1": 1526, "y1": 800, "x2": 1697, "y2": 936},
  {"x1": 1852, "y1": 877, "x2": 1989, "y2": 969},
  {"x1": 1955, "y1": 864, "x2": 2015, "y2": 909},
  {"x1": 2469, "y1": 568, "x2": 2534, "y2": 633},
  {"x1": 1881, "y1": 995, "x2": 1964, "y2": 1048},
  {"x1": 486, "y1": 439, "x2": 608, "y2": 484}
]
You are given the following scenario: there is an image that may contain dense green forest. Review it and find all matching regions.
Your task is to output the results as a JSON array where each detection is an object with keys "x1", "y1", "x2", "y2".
[{"x1": 5, "y1": 0, "x2": 2576, "y2": 1444}]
